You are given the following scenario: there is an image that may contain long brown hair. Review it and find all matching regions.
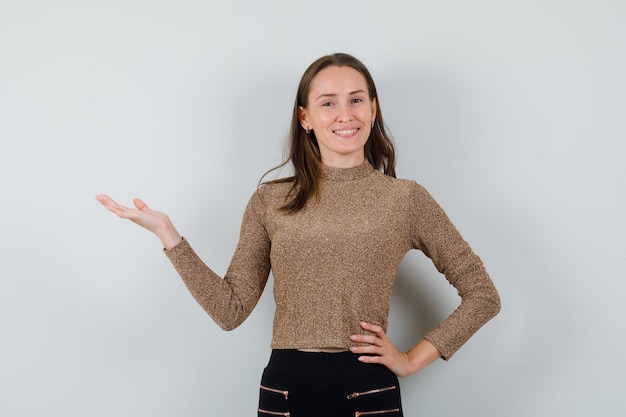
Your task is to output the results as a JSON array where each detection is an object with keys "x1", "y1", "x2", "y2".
[{"x1": 262, "y1": 53, "x2": 396, "y2": 213}]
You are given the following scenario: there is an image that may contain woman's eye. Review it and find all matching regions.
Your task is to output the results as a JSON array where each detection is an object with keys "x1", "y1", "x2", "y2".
[
  {"x1": 322, "y1": 101, "x2": 334, "y2": 107},
  {"x1": 352, "y1": 97, "x2": 363, "y2": 104}
]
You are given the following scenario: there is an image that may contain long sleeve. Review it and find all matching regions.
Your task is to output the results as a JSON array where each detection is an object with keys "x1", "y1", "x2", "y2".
[
  {"x1": 164, "y1": 191, "x2": 271, "y2": 330},
  {"x1": 409, "y1": 182, "x2": 501, "y2": 360}
]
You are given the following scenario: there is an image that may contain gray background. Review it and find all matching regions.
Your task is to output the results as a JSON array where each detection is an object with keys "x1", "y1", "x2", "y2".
[{"x1": 1, "y1": 1, "x2": 624, "y2": 416}]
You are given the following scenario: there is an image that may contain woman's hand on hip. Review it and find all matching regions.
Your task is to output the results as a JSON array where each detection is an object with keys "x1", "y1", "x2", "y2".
[
  {"x1": 96, "y1": 194, "x2": 182, "y2": 250},
  {"x1": 349, "y1": 322, "x2": 412, "y2": 377},
  {"x1": 349, "y1": 321, "x2": 441, "y2": 377}
]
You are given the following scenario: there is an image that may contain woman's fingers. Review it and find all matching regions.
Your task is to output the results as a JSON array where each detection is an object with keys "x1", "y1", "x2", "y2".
[
  {"x1": 97, "y1": 195, "x2": 147, "y2": 215},
  {"x1": 96, "y1": 194, "x2": 151, "y2": 225},
  {"x1": 95, "y1": 194, "x2": 116, "y2": 209},
  {"x1": 133, "y1": 198, "x2": 148, "y2": 211},
  {"x1": 349, "y1": 322, "x2": 385, "y2": 349},
  {"x1": 349, "y1": 322, "x2": 387, "y2": 346},
  {"x1": 96, "y1": 194, "x2": 131, "y2": 217},
  {"x1": 360, "y1": 321, "x2": 386, "y2": 338},
  {"x1": 349, "y1": 321, "x2": 412, "y2": 377}
]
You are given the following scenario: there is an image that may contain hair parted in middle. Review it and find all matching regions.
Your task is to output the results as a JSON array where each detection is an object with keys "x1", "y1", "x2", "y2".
[{"x1": 262, "y1": 52, "x2": 396, "y2": 213}]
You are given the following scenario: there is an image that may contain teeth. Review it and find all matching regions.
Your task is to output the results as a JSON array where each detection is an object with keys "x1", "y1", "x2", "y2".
[{"x1": 334, "y1": 129, "x2": 358, "y2": 135}]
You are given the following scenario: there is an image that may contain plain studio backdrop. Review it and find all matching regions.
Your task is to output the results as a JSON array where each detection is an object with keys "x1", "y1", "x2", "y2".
[{"x1": 1, "y1": 1, "x2": 624, "y2": 416}]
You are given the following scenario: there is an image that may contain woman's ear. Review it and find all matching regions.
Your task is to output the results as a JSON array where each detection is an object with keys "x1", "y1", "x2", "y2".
[
  {"x1": 371, "y1": 97, "x2": 377, "y2": 123},
  {"x1": 298, "y1": 106, "x2": 310, "y2": 131}
]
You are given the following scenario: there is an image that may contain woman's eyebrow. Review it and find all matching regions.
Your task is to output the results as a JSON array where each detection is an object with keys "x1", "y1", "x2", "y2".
[{"x1": 315, "y1": 90, "x2": 367, "y2": 100}]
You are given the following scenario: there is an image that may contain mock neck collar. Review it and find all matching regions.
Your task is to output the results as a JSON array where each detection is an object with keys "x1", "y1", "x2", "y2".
[{"x1": 321, "y1": 160, "x2": 374, "y2": 181}]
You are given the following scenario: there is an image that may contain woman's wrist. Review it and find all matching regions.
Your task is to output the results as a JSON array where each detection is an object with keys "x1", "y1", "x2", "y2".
[
  {"x1": 157, "y1": 224, "x2": 182, "y2": 250},
  {"x1": 405, "y1": 339, "x2": 441, "y2": 375}
]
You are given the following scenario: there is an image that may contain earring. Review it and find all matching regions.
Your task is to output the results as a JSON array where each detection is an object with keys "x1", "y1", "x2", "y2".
[
  {"x1": 371, "y1": 120, "x2": 375, "y2": 128},
  {"x1": 305, "y1": 127, "x2": 310, "y2": 134}
]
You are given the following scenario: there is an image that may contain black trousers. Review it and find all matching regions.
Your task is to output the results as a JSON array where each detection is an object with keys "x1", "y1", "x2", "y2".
[{"x1": 258, "y1": 349, "x2": 403, "y2": 417}]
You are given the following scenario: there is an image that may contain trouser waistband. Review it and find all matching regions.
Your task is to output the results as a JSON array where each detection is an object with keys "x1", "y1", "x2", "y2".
[{"x1": 266, "y1": 349, "x2": 388, "y2": 378}]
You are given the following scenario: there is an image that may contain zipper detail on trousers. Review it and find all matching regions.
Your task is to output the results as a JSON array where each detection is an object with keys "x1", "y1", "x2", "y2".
[
  {"x1": 355, "y1": 408, "x2": 400, "y2": 416},
  {"x1": 260, "y1": 384, "x2": 289, "y2": 400},
  {"x1": 258, "y1": 409, "x2": 290, "y2": 416},
  {"x1": 347, "y1": 385, "x2": 397, "y2": 400}
]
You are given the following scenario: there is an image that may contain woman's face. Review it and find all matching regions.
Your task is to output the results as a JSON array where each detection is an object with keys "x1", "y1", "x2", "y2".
[{"x1": 299, "y1": 65, "x2": 376, "y2": 168}]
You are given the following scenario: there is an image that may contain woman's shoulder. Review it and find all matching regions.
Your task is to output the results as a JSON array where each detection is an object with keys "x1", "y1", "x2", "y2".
[
  {"x1": 371, "y1": 170, "x2": 425, "y2": 192},
  {"x1": 370, "y1": 172, "x2": 440, "y2": 209},
  {"x1": 247, "y1": 179, "x2": 294, "y2": 210},
  {"x1": 258, "y1": 178, "x2": 294, "y2": 197}
]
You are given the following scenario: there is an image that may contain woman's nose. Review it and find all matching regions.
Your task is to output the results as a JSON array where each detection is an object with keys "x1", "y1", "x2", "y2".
[{"x1": 337, "y1": 104, "x2": 353, "y2": 122}]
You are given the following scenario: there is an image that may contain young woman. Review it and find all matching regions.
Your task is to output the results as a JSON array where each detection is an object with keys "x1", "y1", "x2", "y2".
[{"x1": 97, "y1": 53, "x2": 500, "y2": 417}]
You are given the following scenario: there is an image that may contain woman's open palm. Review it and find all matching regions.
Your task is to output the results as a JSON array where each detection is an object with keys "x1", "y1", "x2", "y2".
[{"x1": 96, "y1": 194, "x2": 182, "y2": 249}]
